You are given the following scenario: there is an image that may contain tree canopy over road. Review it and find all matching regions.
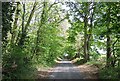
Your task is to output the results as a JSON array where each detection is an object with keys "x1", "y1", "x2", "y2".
[{"x1": 1, "y1": 0, "x2": 120, "y2": 80}]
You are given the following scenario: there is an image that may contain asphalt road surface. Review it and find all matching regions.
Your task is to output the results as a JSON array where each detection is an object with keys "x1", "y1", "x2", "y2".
[{"x1": 48, "y1": 60, "x2": 84, "y2": 79}]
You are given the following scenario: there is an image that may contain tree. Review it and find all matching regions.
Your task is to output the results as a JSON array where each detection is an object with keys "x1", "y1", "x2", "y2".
[
  {"x1": 65, "y1": 2, "x2": 96, "y2": 61},
  {"x1": 18, "y1": 2, "x2": 38, "y2": 46},
  {"x1": 2, "y1": 2, "x2": 15, "y2": 47}
]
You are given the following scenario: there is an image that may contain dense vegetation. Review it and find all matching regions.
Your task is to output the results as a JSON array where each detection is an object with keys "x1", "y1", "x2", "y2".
[
  {"x1": 2, "y1": 1, "x2": 120, "y2": 79},
  {"x1": 65, "y1": 2, "x2": 120, "y2": 79}
]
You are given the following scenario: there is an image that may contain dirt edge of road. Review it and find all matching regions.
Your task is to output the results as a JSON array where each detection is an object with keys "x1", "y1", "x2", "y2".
[
  {"x1": 37, "y1": 62, "x2": 58, "y2": 79},
  {"x1": 77, "y1": 64, "x2": 99, "y2": 79},
  {"x1": 37, "y1": 60, "x2": 99, "y2": 79}
]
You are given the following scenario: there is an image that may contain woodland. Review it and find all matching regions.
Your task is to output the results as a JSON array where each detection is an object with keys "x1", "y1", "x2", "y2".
[{"x1": 1, "y1": 0, "x2": 120, "y2": 80}]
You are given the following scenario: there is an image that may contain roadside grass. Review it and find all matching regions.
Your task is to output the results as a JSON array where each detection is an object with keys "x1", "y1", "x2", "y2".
[
  {"x1": 72, "y1": 55, "x2": 119, "y2": 79},
  {"x1": 96, "y1": 55, "x2": 120, "y2": 79},
  {"x1": 87, "y1": 55, "x2": 106, "y2": 68},
  {"x1": 35, "y1": 59, "x2": 60, "y2": 79},
  {"x1": 99, "y1": 67, "x2": 119, "y2": 79}
]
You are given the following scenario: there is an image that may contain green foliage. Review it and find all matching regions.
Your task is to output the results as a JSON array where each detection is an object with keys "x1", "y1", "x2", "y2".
[
  {"x1": 66, "y1": 2, "x2": 120, "y2": 79},
  {"x1": 99, "y1": 67, "x2": 120, "y2": 79},
  {"x1": 2, "y1": 2, "x2": 15, "y2": 46},
  {"x1": 2, "y1": 1, "x2": 120, "y2": 80},
  {"x1": 2, "y1": 1, "x2": 65, "y2": 79},
  {"x1": 65, "y1": 45, "x2": 76, "y2": 59},
  {"x1": 2, "y1": 45, "x2": 37, "y2": 79},
  {"x1": 74, "y1": 59, "x2": 86, "y2": 65}
]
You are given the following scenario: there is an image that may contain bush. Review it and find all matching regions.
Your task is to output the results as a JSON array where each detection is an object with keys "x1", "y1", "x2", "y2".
[{"x1": 99, "y1": 67, "x2": 119, "y2": 79}]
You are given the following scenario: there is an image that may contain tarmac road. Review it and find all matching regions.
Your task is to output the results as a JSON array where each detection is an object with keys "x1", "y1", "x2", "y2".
[{"x1": 48, "y1": 60, "x2": 84, "y2": 79}]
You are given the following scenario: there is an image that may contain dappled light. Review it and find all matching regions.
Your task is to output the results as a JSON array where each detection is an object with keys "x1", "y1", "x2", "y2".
[{"x1": 1, "y1": 0, "x2": 120, "y2": 80}]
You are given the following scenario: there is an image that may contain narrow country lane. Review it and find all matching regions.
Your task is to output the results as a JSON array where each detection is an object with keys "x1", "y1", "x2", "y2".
[{"x1": 48, "y1": 60, "x2": 84, "y2": 79}]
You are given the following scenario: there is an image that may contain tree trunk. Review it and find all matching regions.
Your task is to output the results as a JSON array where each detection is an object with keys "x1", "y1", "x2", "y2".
[
  {"x1": 106, "y1": 34, "x2": 111, "y2": 67},
  {"x1": 18, "y1": 2, "x2": 37, "y2": 46},
  {"x1": 86, "y1": 2, "x2": 95, "y2": 61},
  {"x1": 83, "y1": 3, "x2": 89, "y2": 62},
  {"x1": 106, "y1": 4, "x2": 111, "y2": 67},
  {"x1": 84, "y1": 15, "x2": 88, "y2": 62},
  {"x1": 18, "y1": 3, "x2": 25, "y2": 46},
  {"x1": 111, "y1": 38, "x2": 119, "y2": 67},
  {"x1": 31, "y1": 2, "x2": 47, "y2": 59},
  {"x1": 11, "y1": 2, "x2": 20, "y2": 45}
]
